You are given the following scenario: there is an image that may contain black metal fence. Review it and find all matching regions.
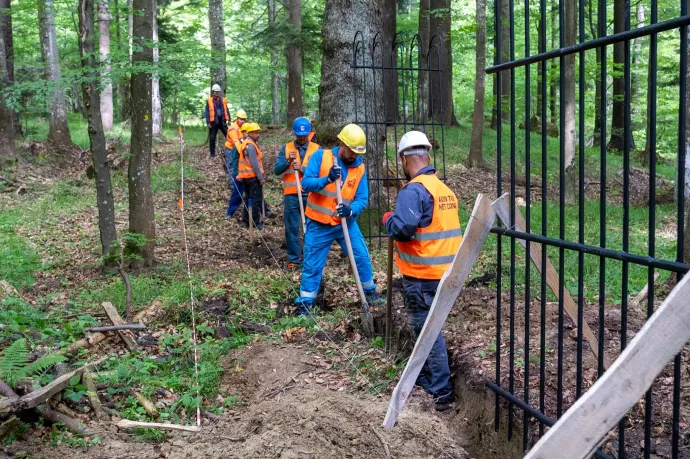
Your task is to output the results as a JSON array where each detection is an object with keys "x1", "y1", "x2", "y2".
[
  {"x1": 350, "y1": 32, "x2": 447, "y2": 250},
  {"x1": 489, "y1": 0, "x2": 690, "y2": 457}
]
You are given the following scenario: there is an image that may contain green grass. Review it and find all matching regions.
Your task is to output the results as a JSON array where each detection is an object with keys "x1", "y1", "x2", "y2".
[{"x1": 0, "y1": 209, "x2": 42, "y2": 289}]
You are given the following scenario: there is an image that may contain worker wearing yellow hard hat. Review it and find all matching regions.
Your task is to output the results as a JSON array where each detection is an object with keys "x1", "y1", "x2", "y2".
[
  {"x1": 294, "y1": 123, "x2": 383, "y2": 315},
  {"x1": 205, "y1": 83, "x2": 230, "y2": 158},
  {"x1": 236, "y1": 123, "x2": 267, "y2": 229}
]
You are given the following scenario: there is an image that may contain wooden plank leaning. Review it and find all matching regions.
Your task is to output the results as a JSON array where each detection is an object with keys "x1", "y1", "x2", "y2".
[
  {"x1": 382, "y1": 193, "x2": 496, "y2": 429},
  {"x1": 102, "y1": 301, "x2": 138, "y2": 351},
  {"x1": 492, "y1": 193, "x2": 607, "y2": 369},
  {"x1": 524, "y1": 270, "x2": 690, "y2": 459}
]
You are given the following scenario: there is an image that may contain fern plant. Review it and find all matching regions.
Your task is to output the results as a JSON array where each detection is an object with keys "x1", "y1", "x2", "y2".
[{"x1": 0, "y1": 338, "x2": 66, "y2": 387}]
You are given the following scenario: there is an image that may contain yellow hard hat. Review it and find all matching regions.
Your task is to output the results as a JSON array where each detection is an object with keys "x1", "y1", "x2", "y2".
[
  {"x1": 337, "y1": 124, "x2": 366, "y2": 154},
  {"x1": 235, "y1": 109, "x2": 247, "y2": 119},
  {"x1": 243, "y1": 122, "x2": 261, "y2": 134}
]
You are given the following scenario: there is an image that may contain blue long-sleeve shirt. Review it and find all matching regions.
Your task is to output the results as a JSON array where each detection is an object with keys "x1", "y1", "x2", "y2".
[
  {"x1": 274, "y1": 141, "x2": 313, "y2": 175},
  {"x1": 301, "y1": 146, "x2": 369, "y2": 218},
  {"x1": 204, "y1": 97, "x2": 227, "y2": 126},
  {"x1": 385, "y1": 166, "x2": 437, "y2": 241}
]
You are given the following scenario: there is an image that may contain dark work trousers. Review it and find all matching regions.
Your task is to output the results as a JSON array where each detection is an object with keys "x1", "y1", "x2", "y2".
[
  {"x1": 242, "y1": 178, "x2": 263, "y2": 228},
  {"x1": 402, "y1": 276, "x2": 454, "y2": 403},
  {"x1": 209, "y1": 123, "x2": 228, "y2": 157}
]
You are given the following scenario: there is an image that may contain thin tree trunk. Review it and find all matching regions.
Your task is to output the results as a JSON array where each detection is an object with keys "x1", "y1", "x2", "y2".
[
  {"x1": 643, "y1": 33, "x2": 653, "y2": 166},
  {"x1": 416, "y1": 0, "x2": 430, "y2": 124},
  {"x1": 609, "y1": 0, "x2": 626, "y2": 151},
  {"x1": 499, "y1": 0, "x2": 509, "y2": 122},
  {"x1": 99, "y1": 0, "x2": 114, "y2": 130},
  {"x1": 0, "y1": 0, "x2": 17, "y2": 137},
  {"x1": 129, "y1": 0, "x2": 156, "y2": 267},
  {"x1": 589, "y1": 0, "x2": 602, "y2": 145},
  {"x1": 383, "y1": 0, "x2": 398, "y2": 123},
  {"x1": 151, "y1": 3, "x2": 161, "y2": 138},
  {"x1": 549, "y1": 3, "x2": 557, "y2": 125},
  {"x1": 563, "y1": 0, "x2": 577, "y2": 203},
  {"x1": 0, "y1": 15, "x2": 13, "y2": 161},
  {"x1": 121, "y1": 0, "x2": 132, "y2": 120},
  {"x1": 78, "y1": 0, "x2": 117, "y2": 257},
  {"x1": 286, "y1": 0, "x2": 303, "y2": 127},
  {"x1": 38, "y1": 0, "x2": 73, "y2": 148},
  {"x1": 269, "y1": 0, "x2": 279, "y2": 124},
  {"x1": 468, "y1": 0, "x2": 486, "y2": 168},
  {"x1": 428, "y1": 0, "x2": 457, "y2": 126},
  {"x1": 208, "y1": 0, "x2": 226, "y2": 91},
  {"x1": 535, "y1": 16, "x2": 543, "y2": 121},
  {"x1": 631, "y1": 3, "x2": 644, "y2": 137}
]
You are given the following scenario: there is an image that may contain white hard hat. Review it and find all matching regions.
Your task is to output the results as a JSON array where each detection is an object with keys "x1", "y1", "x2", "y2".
[
  {"x1": 397, "y1": 130, "x2": 432, "y2": 155},
  {"x1": 212, "y1": 84, "x2": 222, "y2": 92}
]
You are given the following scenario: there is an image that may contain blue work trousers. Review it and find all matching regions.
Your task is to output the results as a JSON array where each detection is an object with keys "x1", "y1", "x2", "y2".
[
  {"x1": 402, "y1": 277, "x2": 454, "y2": 403},
  {"x1": 298, "y1": 218, "x2": 375, "y2": 302},
  {"x1": 284, "y1": 194, "x2": 307, "y2": 264},
  {"x1": 225, "y1": 149, "x2": 270, "y2": 217}
]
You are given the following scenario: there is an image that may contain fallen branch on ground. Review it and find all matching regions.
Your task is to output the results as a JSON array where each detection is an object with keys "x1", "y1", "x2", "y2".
[
  {"x1": 0, "y1": 417, "x2": 20, "y2": 442},
  {"x1": 38, "y1": 405, "x2": 95, "y2": 437},
  {"x1": 132, "y1": 391, "x2": 159, "y2": 418},
  {"x1": 85, "y1": 324, "x2": 146, "y2": 332},
  {"x1": 102, "y1": 302, "x2": 138, "y2": 351},
  {"x1": 116, "y1": 419, "x2": 200, "y2": 432},
  {"x1": 371, "y1": 425, "x2": 391, "y2": 459},
  {"x1": 83, "y1": 371, "x2": 108, "y2": 421},
  {"x1": 61, "y1": 332, "x2": 108, "y2": 355}
]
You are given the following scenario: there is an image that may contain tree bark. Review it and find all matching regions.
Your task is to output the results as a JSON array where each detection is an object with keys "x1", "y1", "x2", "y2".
[
  {"x1": 428, "y1": 0, "x2": 457, "y2": 126},
  {"x1": 208, "y1": 0, "x2": 226, "y2": 91},
  {"x1": 98, "y1": 0, "x2": 114, "y2": 130},
  {"x1": 151, "y1": 3, "x2": 161, "y2": 138},
  {"x1": 78, "y1": 0, "x2": 117, "y2": 257},
  {"x1": 319, "y1": 0, "x2": 385, "y2": 209},
  {"x1": 382, "y1": 0, "x2": 398, "y2": 123},
  {"x1": 269, "y1": 0, "x2": 280, "y2": 124},
  {"x1": 608, "y1": 0, "x2": 629, "y2": 152},
  {"x1": 129, "y1": 0, "x2": 156, "y2": 266},
  {"x1": 0, "y1": 6, "x2": 13, "y2": 162},
  {"x1": 591, "y1": 0, "x2": 602, "y2": 146},
  {"x1": 38, "y1": 0, "x2": 73, "y2": 148},
  {"x1": 0, "y1": 0, "x2": 17, "y2": 138},
  {"x1": 468, "y1": 0, "x2": 486, "y2": 168},
  {"x1": 563, "y1": 0, "x2": 576, "y2": 203},
  {"x1": 416, "y1": 0, "x2": 430, "y2": 123},
  {"x1": 286, "y1": 0, "x2": 303, "y2": 127}
]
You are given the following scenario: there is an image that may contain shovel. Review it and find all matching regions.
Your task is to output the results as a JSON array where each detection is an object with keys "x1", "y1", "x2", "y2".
[
  {"x1": 290, "y1": 152, "x2": 307, "y2": 234},
  {"x1": 335, "y1": 176, "x2": 375, "y2": 337}
]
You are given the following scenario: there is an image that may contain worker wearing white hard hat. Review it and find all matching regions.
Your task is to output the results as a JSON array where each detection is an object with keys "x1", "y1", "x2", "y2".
[{"x1": 204, "y1": 83, "x2": 230, "y2": 158}]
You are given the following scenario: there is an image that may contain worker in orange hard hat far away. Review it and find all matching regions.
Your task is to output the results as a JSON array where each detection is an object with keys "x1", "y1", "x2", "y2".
[{"x1": 205, "y1": 84, "x2": 230, "y2": 158}]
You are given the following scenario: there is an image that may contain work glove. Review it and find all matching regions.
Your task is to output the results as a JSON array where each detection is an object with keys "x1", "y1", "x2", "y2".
[
  {"x1": 327, "y1": 165, "x2": 341, "y2": 183},
  {"x1": 335, "y1": 203, "x2": 352, "y2": 218},
  {"x1": 382, "y1": 212, "x2": 393, "y2": 225}
]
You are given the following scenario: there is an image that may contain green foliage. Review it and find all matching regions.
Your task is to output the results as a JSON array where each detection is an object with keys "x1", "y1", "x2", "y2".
[
  {"x1": 0, "y1": 209, "x2": 42, "y2": 290},
  {"x1": 0, "y1": 338, "x2": 66, "y2": 387}
]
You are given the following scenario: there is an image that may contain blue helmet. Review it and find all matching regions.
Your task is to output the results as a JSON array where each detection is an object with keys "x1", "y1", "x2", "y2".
[{"x1": 292, "y1": 117, "x2": 312, "y2": 136}]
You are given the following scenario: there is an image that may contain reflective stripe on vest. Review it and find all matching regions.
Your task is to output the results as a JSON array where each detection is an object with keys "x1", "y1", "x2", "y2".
[
  {"x1": 304, "y1": 150, "x2": 365, "y2": 226},
  {"x1": 283, "y1": 141, "x2": 320, "y2": 195},
  {"x1": 395, "y1": 173, "x2": 462, "y2": 279},
  {"x1": 208, "y1": 97, "x2": 230, "y2": 123},
  {"x1": 237, "y1": 139, "x2": 264, "y2": 179}
]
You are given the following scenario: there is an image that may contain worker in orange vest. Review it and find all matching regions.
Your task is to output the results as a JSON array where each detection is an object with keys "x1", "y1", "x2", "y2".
[
  {"x1": 274, "y1": 117, "x2": 320, "y2": 268},
  {"x1": 204, "y1": 84, "x2": 230, "y2": 158},
  {"x1": 237, "y1": 123, "x2": 266, "y2": 230},
  {"x1": 227, "y1": 109, "x2": 247, "y2": 152},
  {"x1": 383, "y1": 130, "x2": 462, "y2": 412},
  {"x1": 294, "y1": 124, "x2": 384, "y2": 315}
]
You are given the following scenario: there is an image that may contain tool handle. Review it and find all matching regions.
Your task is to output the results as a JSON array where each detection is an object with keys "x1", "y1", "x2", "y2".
[{"x1": 294, "y1": 170, "x2": 307, "y2": 234}]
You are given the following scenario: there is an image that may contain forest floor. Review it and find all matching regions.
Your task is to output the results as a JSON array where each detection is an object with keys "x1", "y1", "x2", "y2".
[{"x1": 1, "y1": 124, "x2": 689, "y2": 458}]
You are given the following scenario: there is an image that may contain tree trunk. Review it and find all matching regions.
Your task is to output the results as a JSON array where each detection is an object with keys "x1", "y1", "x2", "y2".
[
  {"x1": 589, "y1": 0, "x2": 602, "y2": 145},
  {"x1": 549, "y1": 3, "x2": 557, "y2": 125},
  {"x1": 416, "y1": 0, "x2": 430, "y2": 123},
  {"x1": 129, "y1": 0, "x2": 156, "y2": 267},
  {"x1": 269, "y1": 0, "x2": 280, "y2": 125},
  {"x1": 286, "y1": 0, "x2": 303, "y2": 127},
  {"x1": 121, "y1": 0, "x2": 132, "y2": 120},
  {"x1": 151, "y1": 3, "x2": 161, "y2": 138},
  {"x1": 319, "y1": 0, "x2": 385, "y2": 209},
  {"x1": 609, "y1": 0, "x2": 626, "y2": 152},
  {"x1": 78, "y1": 0, "x2": 117, "y2": 257},
  {"x1": 0, "y1": 0, "x2": 17, "y2": 137},
  {"x1": 37, "y1": 0, "x2": 73, "y2": 148},
  {"x1": 631, "y1": 3, "x2": 644, "y2": 136},
  {"x1": 98, "y1": 0, "x2": 114, "y2": 130},
  {"x1": 499, "y1": 0, "x2": 509, "y2": 122},
  {"x1": 0, "y1": 17, "x2": 13, "y2": 162},
  {"x1": 208, "y1": 0, "x2": 226, "y2": 91},
  {"x1": 468, "y1": 0, "x2": 486, "y2": 168},
  {"x1": 563, "y1": 0, "x2": 576, "y2": 203},
  {"x1": 535, "y1": 16, "x2": 543, "y2": 121},
  {"x1": 428, "y1": 0, "x2": 457, "y2": 126},
  {"x1": 383, "y1": 0, "x2": 398, "y2": 123},
  {"x1": 643, "y1": 32, "x2": 654, "y2": 166}
]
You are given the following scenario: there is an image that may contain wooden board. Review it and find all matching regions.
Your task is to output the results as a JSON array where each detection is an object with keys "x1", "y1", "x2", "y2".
[
  {"x1": 492, "y1": 193, "x2": 606, "y2": 369},
  {"x1": 383, "y1": 194, "x2": 496, "y2": 429},
  {"x1": 524, "y1": 270, "x2": 690, "y2": 459},
  {"x1": 102, "y1": 302, "x2": 138, "y2": 351}
]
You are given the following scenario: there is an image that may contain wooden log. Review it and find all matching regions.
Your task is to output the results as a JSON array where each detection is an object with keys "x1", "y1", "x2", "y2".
[
  {"x1": 0, "y1": 380, "x2": 18, "y2": 399},
  {"x1": 86, "y1": 324, "x2": 146, "y2": 332},
  {"x1": 38, "y1": 405, "x2": 95, "y2": 437},
  {"x1": 383, "y1": 194, "x2": 496, "y2": 429},
  {"x1": 62, "y1": 332, "x2": 108, "y2": 355},
  {"x1": 82, "y1": 371, "x2": 108, "y2": 422},
  {"x1": 116, "y1": 419, "x2": 200, "y2": 432},
  {"x1": 524, "y1": 270, "x2": 690, "y2": 459},
  {"x1": 492, "y1": 193, "x2": 607, "y2": 369},
  {"x1": 631, "y1": 271, "x2": 660, "y2": 311},
  {"x1": 0, "y1": 417, "x2": 20, "y2": 442},
  {"x1": 133, "y1": 299, "x2": 163, "y2": 324},
  {"x1": 132, "y1": 391, "x2": 159, "y2": 418},
  {"x1": 102, "y1": 302, "x2": 138, "y2": 351}
]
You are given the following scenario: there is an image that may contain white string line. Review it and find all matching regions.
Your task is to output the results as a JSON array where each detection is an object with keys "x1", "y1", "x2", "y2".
[
  {"x1": 226, "y1": 154, "x2": 455, "y2": 458},
  {"x1": 178, "y1": 128, "x2": 202, "y2": 427}
]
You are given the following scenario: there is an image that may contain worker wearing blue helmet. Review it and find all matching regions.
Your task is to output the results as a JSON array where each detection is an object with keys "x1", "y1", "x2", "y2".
[{"x1": 274, "y1": 117, "x2": 321, "y2": 268}]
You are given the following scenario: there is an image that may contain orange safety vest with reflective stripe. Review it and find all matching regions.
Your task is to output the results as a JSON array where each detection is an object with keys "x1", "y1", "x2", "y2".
[
  {"x1": 283, "y1": 141, "x2": 320, "y2": 196},
  {"x1": 395, "y1": 174, "x2": 463, "y2": 280},
  {"x1": 305, "y1": 151, "x2": 365, "y2": 226},
  {"x1": 208, "y1": 97, "x2": 229, "y2": 123},
  {"x1": 225, "y1": 121, "x2": 244, "y2": 149},
  {"x1": 237, "y1": 138, "x2": 264, "y2": 179}
]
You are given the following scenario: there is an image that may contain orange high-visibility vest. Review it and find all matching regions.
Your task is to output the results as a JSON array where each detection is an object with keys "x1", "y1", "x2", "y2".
[
  {"x1": 307, "y1": 131, "x2": 315, "y2": 142},
  {"x1": 225, "y1": 121, "x2": 244, "y2": 149},
  {"x1": 283, "y1": 141, "x2": 320, "y2": 196},
  {"x1": 208, "y1": 97, "x2": 229, "y2": 123},
  {"x1": 395, "y1": 173, "x2": 463, "y2": 280},
  {"x1": 305, "y1": 150, "x2": 365, "y2": 225},
  {"x1": 237, "y1": 138, "x2": 264, "y2": 179}
]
